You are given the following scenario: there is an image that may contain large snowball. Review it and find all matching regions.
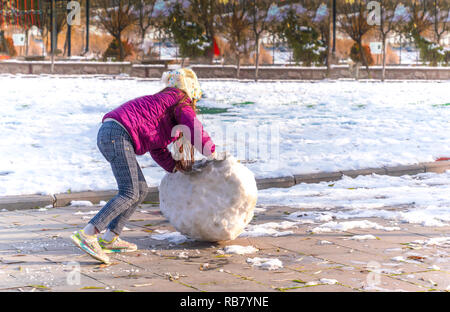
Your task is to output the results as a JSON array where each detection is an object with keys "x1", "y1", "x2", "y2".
[{"x1": 159, "y1": 156, "x2": 258, "y2": 242}]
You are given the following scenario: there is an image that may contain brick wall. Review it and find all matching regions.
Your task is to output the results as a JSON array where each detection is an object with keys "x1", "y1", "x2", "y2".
[{"x1": 0, "y1": 61, "x2": 449, "y2": 80}]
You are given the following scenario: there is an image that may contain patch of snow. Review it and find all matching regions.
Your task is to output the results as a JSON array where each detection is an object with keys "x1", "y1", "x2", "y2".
[
  {"x1": 1, "y1": 78, "x2": 449, "y2": 198},
  {"x1": 73, "y1": 210, "x2": 99, "y2": 215},
  {"x1": 70, "y1": 200, "x2": 94, "y2": 207},
  {"x1": 246, "y1": 257, "x2": 283, "y2": 270},
  {"x1": 319, "y1": 278, "x2": 338, "y2": 285},
  {"x1": 150, "y1": 231, "x2": 188, "y2": 244},
  {"x1": 240, "y1": 221, "x2": 298, "y2": 237},
  {"x1": 223, "y1": 245, "x2": 259, "y2": 255},
  {"x1": 345, "y1": 234, "x2": 378, "y2": 241},
  {"x1": 311, "y1": 220, "x2": 400, "y2": 233}
]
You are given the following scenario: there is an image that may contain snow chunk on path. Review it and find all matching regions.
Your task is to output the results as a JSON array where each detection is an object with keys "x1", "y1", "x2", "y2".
[
  {"x1": 246, "y1": 257, "x2": 283, "y2": 270},
  {"x1": 240, "y1": 221, "x2": 298, "y2": 237},
  {"x1": 412, "y1": 237, "x2": 450, "y2": 248},
  {"x1": 345, "y1": 234, "x2": 378, "y2": 241},
  {"x1": 70, "y1": 200, "x2": 94, "y2": 206},
  {"x1": 74, "y1": 210, "x2": 99, "y2": 215},
  {"x1": 311, "y1": 220, "x2": 400, "y2": 233},
  {"x1": 223, "y1": 245, "x2": 259, "y2": 255},
  {"x1": 151, "y1": 230, "x2": 188, "y2": 244},
  {"x1": 320, "y1": 278, "x2": 338, "y2": 285}
]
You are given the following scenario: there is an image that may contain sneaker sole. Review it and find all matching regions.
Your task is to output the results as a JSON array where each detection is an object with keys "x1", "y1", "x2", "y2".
[
  {"x1": 70, "y1": 234, "x2": 111, "y2": 264},
  {"x1": 102, "y1": 247, "x2": 138, "y2": 254}
]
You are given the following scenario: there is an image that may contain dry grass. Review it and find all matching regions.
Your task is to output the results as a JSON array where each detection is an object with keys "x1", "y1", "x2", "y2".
[
  {"x1": 335, "y1": 36, "x2": 399, "y2": 65},
  {"x1": 3, "y1": 24, "x2": 401, "y2": 65},
  {"x1": 214, "y1": 35, "x2": 273, "y2": 65}
]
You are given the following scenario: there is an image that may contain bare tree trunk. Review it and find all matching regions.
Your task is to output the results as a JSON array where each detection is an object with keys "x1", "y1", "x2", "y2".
[
  {"x1": 25, "y1": 29, "x2": 29, "y2": 56},
  {"x1": 140, "y1": 31, "x2": 146, "y2": 59},
  {"x1": 381, "y1": 35, "x2": 386, "y2": 82},
  {"x1": 236, "y1": 52, "x2": 241, "y2": 78},
  {"x1": 436, "y1": 33, "x2": 441, "y2": 46},
  {"x1": 63, "y1": 31, "x2": 68, "y2": 56},
  {"x1": 255, "y1": 34, "x2": 260, "y2": 81},
  {"x1": 45, "y1": 32, "x2": 49, "y2": 56},
  {"x1": 357, "y1": 39, "x2": 370, "y2": 78},
  {"x1": 117, "y1": 32, "x2": 124, "y2": 61},
  {"x1": 355, "y1": 62, "x2": 360, "y2": 80},
  {"x1": 326, "y1": 18, "x2": 331, "y2": 77}
]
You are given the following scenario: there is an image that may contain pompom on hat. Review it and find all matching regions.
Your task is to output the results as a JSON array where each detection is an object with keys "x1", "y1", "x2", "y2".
[{"x1": 161, "y1": 68, "x2": 202, "y2": 101}]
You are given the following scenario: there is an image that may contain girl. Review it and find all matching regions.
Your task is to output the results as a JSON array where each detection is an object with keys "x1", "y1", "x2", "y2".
[{"x1": 70, "y1": 68, "x2": 216, "y2": 264}]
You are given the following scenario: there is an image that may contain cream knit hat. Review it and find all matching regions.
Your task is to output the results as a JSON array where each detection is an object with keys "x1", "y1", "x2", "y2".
[{"x1": 161, "y1": 68, "x2": 202, "y2": 101}]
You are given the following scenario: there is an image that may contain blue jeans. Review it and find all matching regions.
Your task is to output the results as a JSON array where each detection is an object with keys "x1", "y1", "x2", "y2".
[{"x1": 89, "y1": 121, "x2": 148, "y2": 235}]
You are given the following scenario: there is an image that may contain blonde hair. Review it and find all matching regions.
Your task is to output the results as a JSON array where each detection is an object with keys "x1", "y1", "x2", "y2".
[{"x1": 161, "y1": 68, "x2": 203, "y2": 172}]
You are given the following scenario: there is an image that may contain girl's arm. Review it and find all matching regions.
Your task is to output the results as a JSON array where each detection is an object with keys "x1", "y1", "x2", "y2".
[
  {"x1": 149, "y1": 147, "x2": 176, "y2": 173},
  {"x1": 174, "y1": 105, "x2": 216, "y2": 157}
]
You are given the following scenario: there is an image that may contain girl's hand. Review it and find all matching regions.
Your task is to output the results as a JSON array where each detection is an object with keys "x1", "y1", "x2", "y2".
[
  {"x1": 174, "y1": 160, "x2": 191, "y2": 173},
  {"x1": 207, "y1": 151, "x2": 216, "y2": 161},
  {"x1": 174, "y1": 161, "x2": 184, "y2": 173}
]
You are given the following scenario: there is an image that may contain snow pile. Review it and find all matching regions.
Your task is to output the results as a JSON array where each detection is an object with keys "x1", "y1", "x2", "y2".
[{"x1": 159, "y1": 156, "x2": 257, "y2": 242}]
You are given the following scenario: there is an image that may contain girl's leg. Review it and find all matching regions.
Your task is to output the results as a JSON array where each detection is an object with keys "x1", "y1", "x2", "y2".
[
  {"x1": 89, "y1": 122, "x2": 142, "y2": 233},
  {"x1": 106, "y1": 161, "x2": 148, "y2": 235}
]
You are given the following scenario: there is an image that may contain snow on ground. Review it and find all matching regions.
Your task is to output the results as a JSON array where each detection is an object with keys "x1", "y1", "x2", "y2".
[
  {"x1": 311, "y1": 220, "x2": 401, "y2": 233},
  {"x1": 258, "y1": 171, "x2": 450, "y2": 227},
  {"x1": 345, "y1": 234, "x2": 378, "y2": 241},
  {"x1": 246, "y1": 257, "x2": 283, "y2": 270},
  {"x1": 0, "y1": 76, "x2": 449, "y2": 196},
  {"x1": 240, "y1": 221, "x2": 298, "y2": 237},
  {"x1": 150, "y1": 229, "x2": 188, "y2": 244},
  {"x1": 222, "y1": 245, "x2": 259, "y2": 255},
  {"x1": 70, "y1": 200, "x2": 94, "y2": 207}
]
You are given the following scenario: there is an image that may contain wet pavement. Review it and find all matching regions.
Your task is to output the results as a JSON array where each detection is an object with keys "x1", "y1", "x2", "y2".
[{"x1": 0, "y1": 203, "x2": 448, "y2": 292}]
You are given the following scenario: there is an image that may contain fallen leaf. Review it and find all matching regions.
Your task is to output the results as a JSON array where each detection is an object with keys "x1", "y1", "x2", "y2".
[
  {"x1": 113, "y1": 274, "x2": 141, "y2": 279},
  {"x1": 80, "y1": 286, "x2": 105, "y2": 290},
  {"x1": 27, "y1": 284, "x2": 50, "y2": 290},
  {"x1": 132, "y1": 283, "x2": 153, "y2": 287},
  {"x1": 407, "y1": 256, "x2": 425, "y2": 261},
  {"x1": 94, "y1": 262, "x2": 118, "y2": 269}
]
